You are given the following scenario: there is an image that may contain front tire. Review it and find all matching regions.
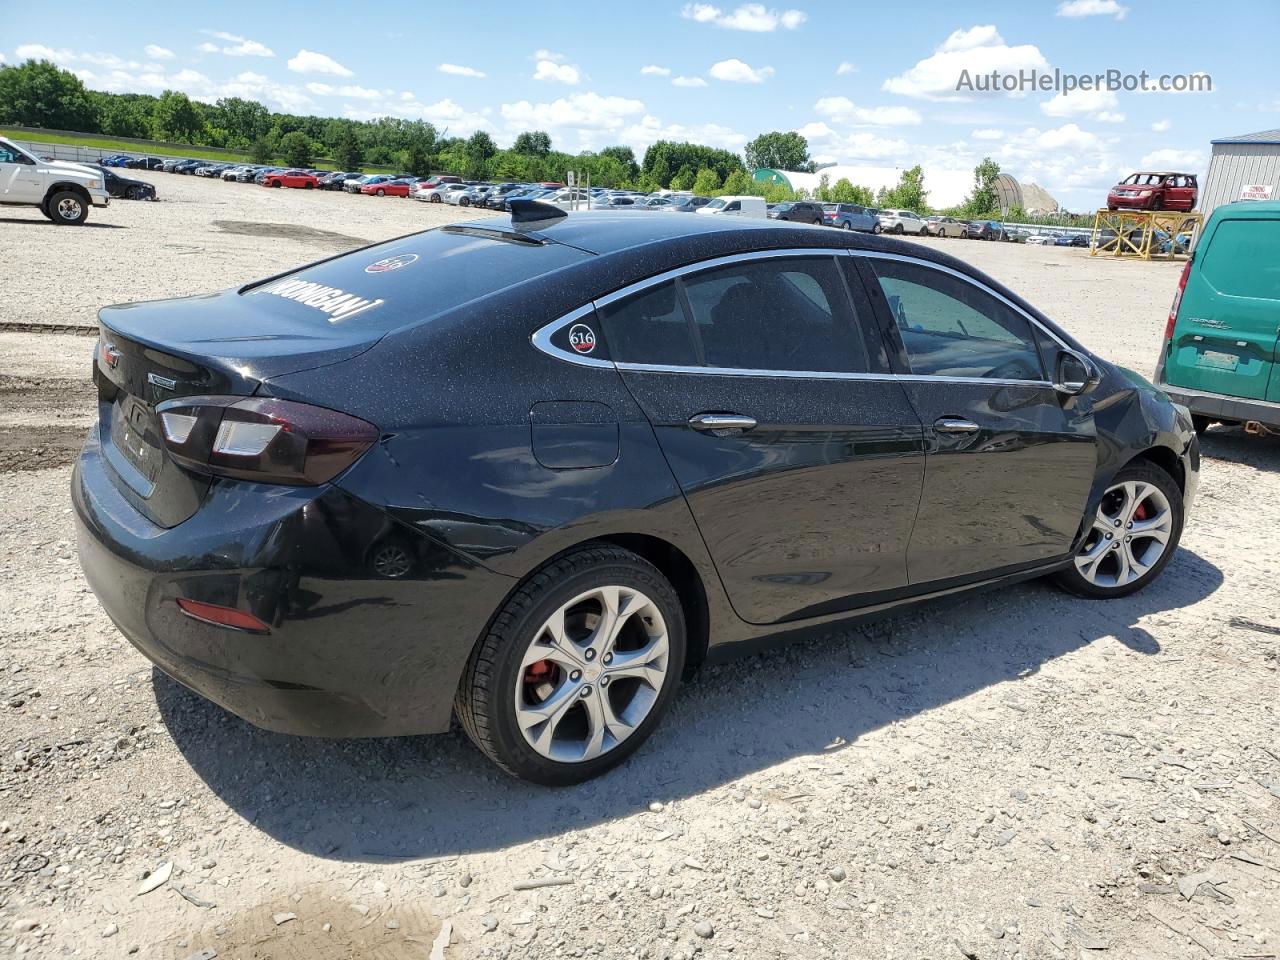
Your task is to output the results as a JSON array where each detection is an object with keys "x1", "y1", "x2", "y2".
[
  {"x1": 456, "y1": 544, "x2": 687, "y2": 785},
  {"x1": 1054, "y1": 463, "x2": 1184, "y2": 599},
  {"x1": 872, "y1": 223, "x2": 882, "y2": 234},
  {"x1": 47, "y1": 191, "x2": 88, "y2": 225}
]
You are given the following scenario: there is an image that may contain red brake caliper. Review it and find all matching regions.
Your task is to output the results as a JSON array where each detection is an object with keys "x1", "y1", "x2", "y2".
[{"x1": 1134, "y1": 502, "x2": 1149, "y2": 522}]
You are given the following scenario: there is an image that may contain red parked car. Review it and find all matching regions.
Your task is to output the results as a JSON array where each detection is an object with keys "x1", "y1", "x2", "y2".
[
  {"x1": 1107, "y1": 172, "x2": 1198, "y2": 211},
  {"x1": 361, "y1": 178, "x2": 418, "y2": 197},
  {"x1": 262, "y1": 169, "x2": 319, "y2": 189},
  {"x1": 417, "y1": 174, "x2": 461, "y2": 189}
]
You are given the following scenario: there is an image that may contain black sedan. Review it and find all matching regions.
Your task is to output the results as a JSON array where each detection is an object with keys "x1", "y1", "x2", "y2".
[
  {"x1": 100, "y1": 168, "x2": 158, "y2": 200},
  {"x1": 74, "y1": 202, "x2": 1198, "y2": 784}
]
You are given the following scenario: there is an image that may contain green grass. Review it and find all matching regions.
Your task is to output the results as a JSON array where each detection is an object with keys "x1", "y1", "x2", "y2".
[
  {"x1": 1, "y1": 129, "x2": 252, "y2": 163},
  {"x1": 1, "y1": 129, "x2": 399, "y2": 174}
]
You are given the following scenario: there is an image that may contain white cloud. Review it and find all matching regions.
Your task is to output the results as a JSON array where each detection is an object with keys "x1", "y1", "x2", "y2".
[
  {"x1": 69, "y1": 63, "x2": 314, "y2": 112},
  {"x1": 641, "y1": 64, "x2": 672, "y2": 76},
  {"x1": 144, "y1": 44, "x2": 175, "y2": 60},
  {"x1": 1141, "y1": 148, "x2": 1204, "y2": 169},
  {"x1": 199, "y1": 30, "x2": 274, "y2": 57},
  {"x1": 1056, "y1": 0, "x2": 1128, "y2": 19},
  {"x1": 16, "y1": 45, "x2": 145, "y2": 70},
  {"x1": 0, "y1": 53, "x2": 5, "y2": 63},
  {"x1": 883, "y1": 25, "x2": 1048, "y2": 100},
  {"x1": 1041, "y1": 88, "x2": 1120, "y2": 120},
  {"x1": 672, "y1": 75, "x2": 708, "y2": 88},
  {"x1": 533, "y1": 56, "x2": 581, "y2": 84},
  {"x1": 709, "y1": 58, "x2": 774, "y2": 83},
  {"x1": 287, "y1": 49, "x2": 353, "y2": 77},
  {"x1": 972, "y1": 128, "x2": 1005, "y2": 139},
  {"x1": 1151, "y1": 119, "x2": 1171, "y2": 132},
  {"x1": 306, "y1": 82, "x2": 382, "y2": 100},
  {"x1": 501, "y1": 92, "x2": 645, "y2": 143},
  {"x1": 1095, "y1": 110, "x2": 1125, "y2": 123},
  {"x1": 836, "y1": 62, "x2": 856, "y2": 76},
  {"x1": 438, "y1": 63, "x2": 485, "y2": 78},
  {"x1": 357, "y1": 96, "x2": 488, "y2": 134},
  {"x1": 680, "y1": 3, "x2": 806, "y2": 31},
  {"x1": 621, "y1": 115, "x2": 749, "y2": 153},
  {"x1": 813, "y1": 96, "x2": 922, "y2": 126}
]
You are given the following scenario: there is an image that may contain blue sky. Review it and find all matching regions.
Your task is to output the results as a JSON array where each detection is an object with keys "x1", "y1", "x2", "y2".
[{"x1": 3, "y1": 0, "x2": 1276, "y2": 208}]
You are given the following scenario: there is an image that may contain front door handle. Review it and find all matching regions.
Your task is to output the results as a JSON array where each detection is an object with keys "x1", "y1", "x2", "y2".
[
  {"x1": 689, "y1": 413, "x2": 758, "y2": 433},
  {"x1": 933, "y1": 417, "x2": 980, "y2": 434}
]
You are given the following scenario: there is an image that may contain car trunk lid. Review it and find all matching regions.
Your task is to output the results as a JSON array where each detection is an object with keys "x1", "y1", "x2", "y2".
[{"x1": 94, "y1": 290, "x2": 388, "y2": 527}]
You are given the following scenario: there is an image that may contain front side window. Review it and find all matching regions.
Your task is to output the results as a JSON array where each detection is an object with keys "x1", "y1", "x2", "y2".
[
  {"x1": 870, "y1": 259, "x2": 1045, "y2": 382},
  {"x1": 724, "y1": 201, "x2": 741, "y2": 212}
]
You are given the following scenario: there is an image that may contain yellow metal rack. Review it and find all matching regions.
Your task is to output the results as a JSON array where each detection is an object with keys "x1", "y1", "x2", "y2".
[{"x1": 1089, "y1": 208, "x2": 1204, "y2": 260}]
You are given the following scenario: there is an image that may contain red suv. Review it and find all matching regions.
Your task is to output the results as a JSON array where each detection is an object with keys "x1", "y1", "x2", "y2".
[{"x1": 1107, "y1": 172, "x2": 1198, "y2": 211}]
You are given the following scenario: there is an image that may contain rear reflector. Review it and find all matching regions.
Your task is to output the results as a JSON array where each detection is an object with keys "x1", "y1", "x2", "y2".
[{"x1": 176, "y1": 598, "x2": 270, "y2": 633}]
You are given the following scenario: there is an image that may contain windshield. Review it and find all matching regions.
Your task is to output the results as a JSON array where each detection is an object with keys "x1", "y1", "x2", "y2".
[{"x1": 704, "y1": 198, "x2": 727, "y2": 210}]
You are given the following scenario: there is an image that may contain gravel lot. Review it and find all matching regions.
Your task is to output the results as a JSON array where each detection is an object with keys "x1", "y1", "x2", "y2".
[{"x1": 1, "y1": 174, "x2": 1277, "y2": 960}]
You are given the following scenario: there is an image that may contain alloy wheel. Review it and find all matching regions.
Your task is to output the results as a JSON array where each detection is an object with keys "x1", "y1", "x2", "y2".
[
  {"x1": 514, "y1": 585, "x2": 669, "y2": 764},
  {"x1": 1074, "y1": 480, "x2": 1174, "y2": 588},
  {"x1": 56, "y1": 197, "x2": 83, "y2": 221}
]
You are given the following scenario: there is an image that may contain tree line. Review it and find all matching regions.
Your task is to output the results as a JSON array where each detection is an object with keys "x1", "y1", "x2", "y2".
[{"x1": 1, "y1": 57, "x2": 1051, "y2": 217}]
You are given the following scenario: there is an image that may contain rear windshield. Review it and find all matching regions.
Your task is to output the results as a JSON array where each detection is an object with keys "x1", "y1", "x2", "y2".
[{"x1": 241, "y1": 228, "x2": 592, "y2": 331}]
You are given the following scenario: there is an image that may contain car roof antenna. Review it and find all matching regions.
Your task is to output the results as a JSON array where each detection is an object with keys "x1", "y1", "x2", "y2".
[{"x1": 509, "y1": 198, "x2": 568, "y2": 230}]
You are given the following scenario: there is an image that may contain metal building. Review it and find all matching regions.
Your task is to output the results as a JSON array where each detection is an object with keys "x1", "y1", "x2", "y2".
[{"x1": 1200, "y1": 128, "x2": 1280, "y2": 215}]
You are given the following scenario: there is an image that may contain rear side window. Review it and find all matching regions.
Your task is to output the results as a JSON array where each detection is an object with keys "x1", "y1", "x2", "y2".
[
  {"x1": 597, "y1": 282, "x2": 697, "y2": 366},
  {"x1": 683, "y1": 257, "x2": 869, "y2": 373},
  {"x1": 870, "y1": 259, "x2": 1045, "y2": 381},
  {"x1": 599, "y1": 257, "x2": 872, "y2": 374},
  {"x1": 1199, "y1": 220, "x2": 1280, "y2": 300}
]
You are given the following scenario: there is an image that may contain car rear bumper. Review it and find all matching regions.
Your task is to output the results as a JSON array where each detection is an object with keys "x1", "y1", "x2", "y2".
[
  {"x1": 72, "y1": 427, "x2": 515, "y2": 738},
  {"x1": 1160, "y1": 383, "x2": 1280, "y2": 429}
]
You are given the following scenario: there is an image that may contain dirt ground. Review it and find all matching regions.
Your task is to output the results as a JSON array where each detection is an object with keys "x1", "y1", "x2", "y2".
[{"x1": 1, "y1": 174, "x2": 1276, "y2": 960}]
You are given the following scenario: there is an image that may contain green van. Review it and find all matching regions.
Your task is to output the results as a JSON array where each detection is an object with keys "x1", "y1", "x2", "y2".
[{"x1": 1156, "y1": 200, "x2": 1280, "y2": 435}]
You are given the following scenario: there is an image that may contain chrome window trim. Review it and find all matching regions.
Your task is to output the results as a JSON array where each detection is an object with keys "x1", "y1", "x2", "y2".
[
  {"x1": 529, "y1": 303, "x2": 615, "y2": 370},
  {"x1": 529, "y1": 246, "x2": 1069, "y2": 384}
]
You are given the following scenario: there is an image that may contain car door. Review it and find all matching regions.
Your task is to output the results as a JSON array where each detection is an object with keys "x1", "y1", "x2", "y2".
[
  {"x1": 0, "y1": 142, "x2": 43, "y2": 203},
  {"x1": 596, "y1": 251, "x2": 926, "y2": 625},
  {"x1": 855, "y1": 254, "x2": 1097, "y2": 585}
]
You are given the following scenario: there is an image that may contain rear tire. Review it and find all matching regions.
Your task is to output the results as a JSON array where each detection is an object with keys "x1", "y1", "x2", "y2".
[
  {"x1": 47, "y1": 191, "x2": 88, "y2": 225},
  {"x1": 872, "y1": 223, "x2": 882, "y2": 234},
  {"x1": 456, "y1": 544, "x2": 687, "y2": 785},
  {"x1": 1053, "y1": 463, "x2": 1184, "y2": 599}
]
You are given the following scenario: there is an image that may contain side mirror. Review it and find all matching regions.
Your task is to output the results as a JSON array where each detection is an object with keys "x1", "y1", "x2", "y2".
[{"x1": 1054, "y1": 349, "x2": 1101, "y2": 397}]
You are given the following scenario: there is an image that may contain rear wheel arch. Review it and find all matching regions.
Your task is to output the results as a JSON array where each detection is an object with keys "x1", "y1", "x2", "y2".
[{"x1": 474, "y1": 533, "x2": 711, "y2": 677}]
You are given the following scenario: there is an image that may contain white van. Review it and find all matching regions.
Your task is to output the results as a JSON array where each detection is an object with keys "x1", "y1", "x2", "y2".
[{"x1": 696, "y1": 195, "x2": 767, "y2": 218}]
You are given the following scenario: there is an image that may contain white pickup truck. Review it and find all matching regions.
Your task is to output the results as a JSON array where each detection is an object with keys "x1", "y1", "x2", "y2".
[{"x1": 0, "y1": 136, "x2": 110, "y2": 225}]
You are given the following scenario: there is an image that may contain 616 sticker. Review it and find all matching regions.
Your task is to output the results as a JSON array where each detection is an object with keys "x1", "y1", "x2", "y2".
[{"x1": 568, "y1": 323, "x2": 597, "y2": 355}]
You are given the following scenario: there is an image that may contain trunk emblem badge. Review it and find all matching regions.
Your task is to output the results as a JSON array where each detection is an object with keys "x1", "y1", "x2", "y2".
[
  {"x1": 147, "y1": 372, "x2": 177, "y2": 390},
  {"x1": 102, "y1": 342, "x2": 121, "y2": 369}
]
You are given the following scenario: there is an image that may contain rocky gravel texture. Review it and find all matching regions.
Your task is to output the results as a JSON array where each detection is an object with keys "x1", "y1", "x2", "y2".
[{"x1": 0, "y1": 174, "x2": 1277, "y2": 959}]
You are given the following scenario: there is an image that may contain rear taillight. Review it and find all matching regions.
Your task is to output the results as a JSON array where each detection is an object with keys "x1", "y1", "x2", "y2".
[
  {"x1": 156, "y1": 396, "x2": 378, "y2": 486},
  {"x1": 1164, "y1": 259, "x2": 1192, "y2": 343}
]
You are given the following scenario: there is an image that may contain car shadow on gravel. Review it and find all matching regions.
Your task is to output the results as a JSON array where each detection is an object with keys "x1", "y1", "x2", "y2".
[
  {"x1": 1197, "y1": 425, "x2": 1280, "y2": 469},
  {"x1": 155, "y1": 546, "x2": 1223, "y2": 862},
  {"x1": 0, "y1": 217, "x2": 125, "y2": 228}
]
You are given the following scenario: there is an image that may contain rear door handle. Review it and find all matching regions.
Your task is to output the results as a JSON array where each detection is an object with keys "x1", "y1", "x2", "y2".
[
  {"x1": 933, "y1": 417, "x2": 980, "y2": 434},
  {"x1": 689, "y1": 413, "x2": 758, "y2": 433}
]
